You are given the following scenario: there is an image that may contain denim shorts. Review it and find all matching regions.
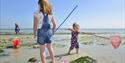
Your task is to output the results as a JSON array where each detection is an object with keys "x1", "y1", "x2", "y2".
[{"x1": 37, "y1": 29, "x2": 53, "y2": 45}]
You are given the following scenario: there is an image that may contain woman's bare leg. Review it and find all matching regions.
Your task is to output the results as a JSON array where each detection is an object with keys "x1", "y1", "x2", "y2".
[
  {"x1": 46, "y1": 43, "x2": 55, "y2": 63},
  {"x1": 39, "y1": 45, "x2": 46, "y2": 63}
]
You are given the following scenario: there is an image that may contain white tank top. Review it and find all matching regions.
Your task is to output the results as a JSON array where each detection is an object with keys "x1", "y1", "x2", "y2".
[{"x1": 34, "y1": 11, "x2": 54, "y2": 29}]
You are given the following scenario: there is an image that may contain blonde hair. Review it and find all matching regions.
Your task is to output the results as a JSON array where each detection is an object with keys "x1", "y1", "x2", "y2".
[
  {"x1": 38, "y1": 0, "x2": 52, "y2": 15},
  {"x1": 73, "y1": 22, "x2": 80, "y2": 31}
]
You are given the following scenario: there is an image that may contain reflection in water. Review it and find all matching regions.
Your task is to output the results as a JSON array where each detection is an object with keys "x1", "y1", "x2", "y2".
[
  {"x1": 12, "y1": 49, "x2": 21, "y2": 63},
  {"x1": 12, "y1": 49, "x2": 21, "y2": 58},
  {"x1": 0, "y1": 48, "x2": 40, "y2": 63}
]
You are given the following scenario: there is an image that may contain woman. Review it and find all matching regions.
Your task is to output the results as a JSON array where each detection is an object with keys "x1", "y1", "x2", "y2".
[
  {"x1": 33, "y1": 0, "x2": 56, "y2": 63},
  {"x1": 15, "y1": 23, "x2": 20, "y2": 34}
]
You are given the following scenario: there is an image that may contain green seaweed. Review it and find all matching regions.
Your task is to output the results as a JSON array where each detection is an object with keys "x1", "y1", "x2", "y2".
[{"x1": 70, "y1": 56, "x2": 97, "y2": 63}]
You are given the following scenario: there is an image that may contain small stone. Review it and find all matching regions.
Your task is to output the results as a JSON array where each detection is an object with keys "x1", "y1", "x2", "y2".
[
  {"x1": 28, "y1": 58, "x2": 37, "y2": 62},
  {"x1": 6, "y1": 46, "x2": 13, "y2": 48},
  {"x1": 33, "y1": 45, "x2": 39, "y2": 48},
  {"x1": 0, "y1": 49, "x2": 4, "y2": 53}
]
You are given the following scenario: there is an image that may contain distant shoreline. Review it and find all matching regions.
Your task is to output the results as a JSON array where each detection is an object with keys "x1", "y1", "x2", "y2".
[
  {"x1": 0, "y1": 32, "x2": 124, "y2": 35},
  {"x1": 0, "y1": 28, "x2": 125, "y2": 30},
  {"x1": 0, "y1": 28, "x2": 124, "y2": 35}
]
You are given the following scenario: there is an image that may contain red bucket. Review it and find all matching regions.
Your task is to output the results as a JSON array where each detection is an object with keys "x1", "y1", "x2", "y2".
[{"x1": 13, "y1": 38, "x2": 21, "y2": 48}]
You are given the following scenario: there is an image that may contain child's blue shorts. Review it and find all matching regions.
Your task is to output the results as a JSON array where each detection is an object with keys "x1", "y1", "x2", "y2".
[{"x1": 37, "y1": 29, "x2": 53, "y2": 45}]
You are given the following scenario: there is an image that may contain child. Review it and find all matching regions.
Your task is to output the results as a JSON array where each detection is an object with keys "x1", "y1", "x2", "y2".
[
  {"x1": 33, "y1": 0, "x2": 56, "y2": 63},
  {"x1": 68, "y1": 23, "x2": 80, "y2": 55}
]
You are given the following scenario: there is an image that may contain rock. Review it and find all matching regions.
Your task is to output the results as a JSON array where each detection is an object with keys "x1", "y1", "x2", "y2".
[
  {"x1": 6, "y1": 46, "x2": 13, "y2": 48},
  {"x1": 33, "y1": 45, "x2": 39, "y2": 48},
  {"x1": 28, "y1": 58, "x2": 37, "y2": 62},
  {"x1": 0, "y1": 53, "x2": 9, "y2": 56},
  {"x1": 0, "y1": 49, "x2": 4, "y2": 53},
  {"x1": 70, "y1": 56, "x2": 97, "y2": 63}
]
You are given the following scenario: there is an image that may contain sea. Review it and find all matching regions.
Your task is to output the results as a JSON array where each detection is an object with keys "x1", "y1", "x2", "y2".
[{"x1": 0, "y1": 28, "x2": 125, "y2": 35}]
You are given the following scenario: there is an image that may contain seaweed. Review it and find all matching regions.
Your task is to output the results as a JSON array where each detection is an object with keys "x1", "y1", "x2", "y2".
[{"x1": 70, "y1": 56, "x2": 97, "y2": 63}]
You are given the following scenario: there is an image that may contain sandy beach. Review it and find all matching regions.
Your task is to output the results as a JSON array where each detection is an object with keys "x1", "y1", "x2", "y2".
[{"x1": 0, "y1": 33, "x2": 125, "y2": 63}]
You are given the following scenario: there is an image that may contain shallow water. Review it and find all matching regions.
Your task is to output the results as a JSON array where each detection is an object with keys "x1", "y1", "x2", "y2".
[
  {"x1": 0, "y1": 34, "x2": 125, "y2": 63},
  {"x1": 0, "y1": 44, "x2": 125, "y2": 63}
]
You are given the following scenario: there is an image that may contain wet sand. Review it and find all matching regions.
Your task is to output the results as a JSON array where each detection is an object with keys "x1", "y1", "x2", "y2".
[{"x1": 0, "y1": 34, "x2": 125, "y2": 63}]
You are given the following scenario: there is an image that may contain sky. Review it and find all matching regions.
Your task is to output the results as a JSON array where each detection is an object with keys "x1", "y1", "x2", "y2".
[{"x1": 0, "y1": 0, "x2": 125, "y2": 29}]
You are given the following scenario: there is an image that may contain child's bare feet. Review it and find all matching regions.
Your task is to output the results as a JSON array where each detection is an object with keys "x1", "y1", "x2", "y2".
[
  {"x1": 67, "y1": 53, "x2": 70, "y2": 55},
  {"x1": 76, "y1": 52, "x2": 78, "y2": 54}
]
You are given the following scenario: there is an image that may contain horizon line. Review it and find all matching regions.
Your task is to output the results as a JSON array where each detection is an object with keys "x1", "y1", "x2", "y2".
[{"x1": 0, "y1": 28, "x2": 125, "y2": 30}]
